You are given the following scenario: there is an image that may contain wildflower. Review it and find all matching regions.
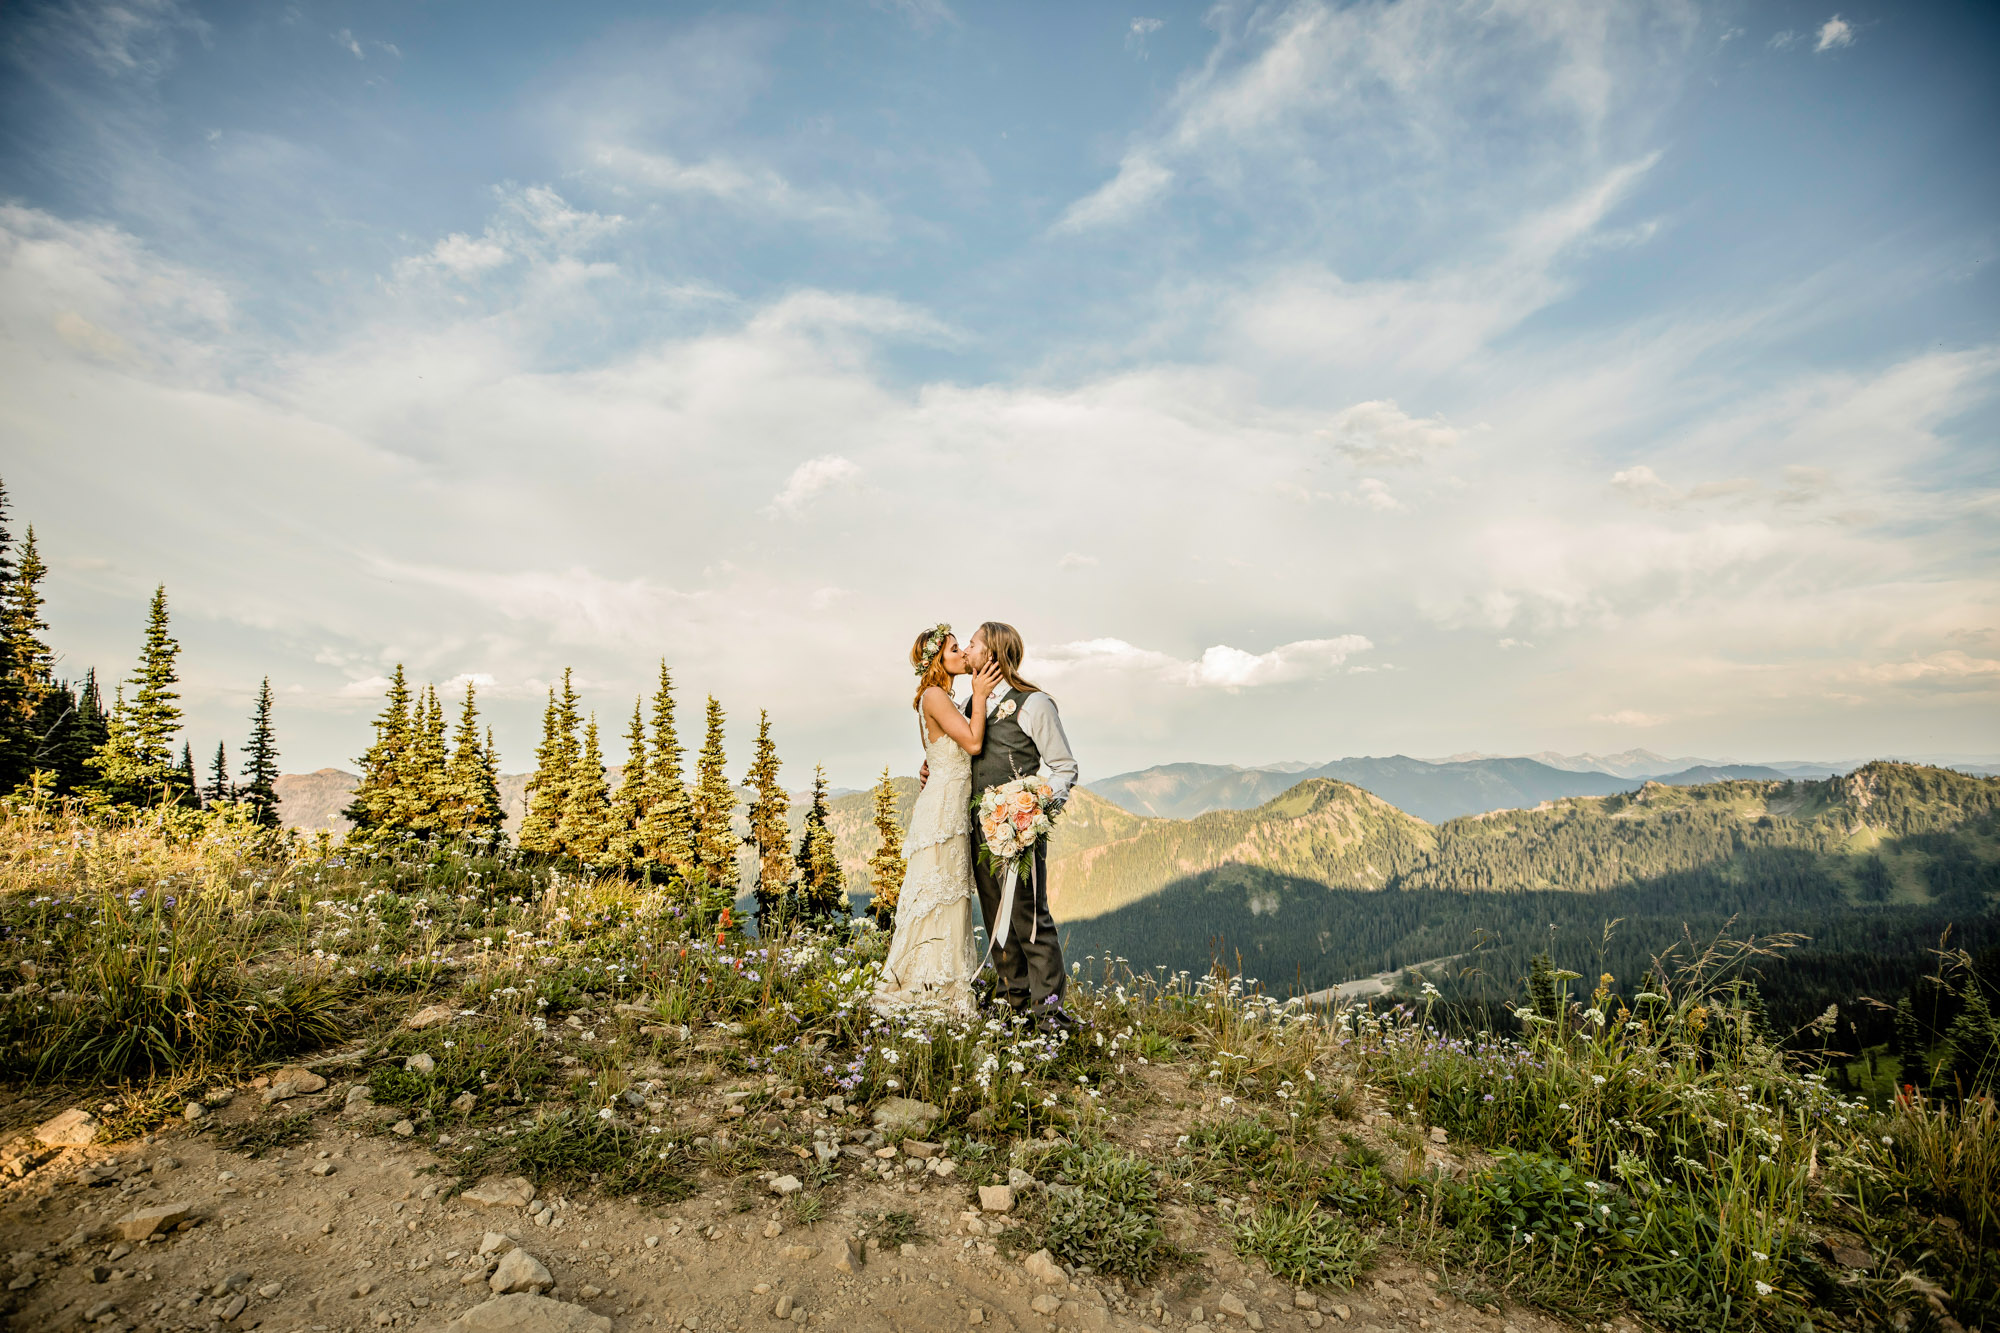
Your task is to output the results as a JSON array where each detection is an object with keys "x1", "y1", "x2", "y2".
[{"x1": 1754, "y1": 1281, "x2": 1773, "y2": 1297}]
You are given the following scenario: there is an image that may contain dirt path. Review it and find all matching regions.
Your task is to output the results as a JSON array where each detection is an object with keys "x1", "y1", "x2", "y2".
[{"x1": 0, "y1": 1091, "x2": 1623, "y2": 1333}]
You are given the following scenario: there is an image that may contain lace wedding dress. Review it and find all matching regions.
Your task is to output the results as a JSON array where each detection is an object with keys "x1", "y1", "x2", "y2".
[{"x1": 871, "y1": 723, "x2": 981, "y2": 1018}]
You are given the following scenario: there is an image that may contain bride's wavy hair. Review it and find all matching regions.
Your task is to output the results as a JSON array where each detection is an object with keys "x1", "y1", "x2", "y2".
[
  {"x1": 976, "y1": 621, "x2": 1042, "y2": 695},
  {"x1": 911, "y1": 628, "x2": 956, "y2": 709}
]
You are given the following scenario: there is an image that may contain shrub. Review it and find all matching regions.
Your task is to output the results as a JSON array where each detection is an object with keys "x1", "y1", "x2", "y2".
[
  {"x1": 1231, "y1": 1201, "x2": 1375, "y2": 1288},
  {"x1": 1031, "y1": 1143, "x2": 1166, "y2": 1279}
]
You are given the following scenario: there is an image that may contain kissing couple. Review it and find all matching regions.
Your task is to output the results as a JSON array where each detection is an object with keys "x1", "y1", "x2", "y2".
[{"x1": 871, "y1": 620, "x2": 1079, "y2": 1033}]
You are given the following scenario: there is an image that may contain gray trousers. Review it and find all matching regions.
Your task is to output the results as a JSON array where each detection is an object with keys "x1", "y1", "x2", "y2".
[{"x1": 972, "y1": 835, "x2": 1065, "y2": 1013}]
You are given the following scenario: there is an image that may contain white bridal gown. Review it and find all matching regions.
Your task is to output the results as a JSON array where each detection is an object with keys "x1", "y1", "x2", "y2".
[{"x1": 871, "y1": 720, "x2": 981, "y2": 1017}]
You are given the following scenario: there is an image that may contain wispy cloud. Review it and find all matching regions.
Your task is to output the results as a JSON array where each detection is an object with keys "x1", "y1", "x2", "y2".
[
  {"x1": 1815, "y1": 16, "x2": 1856, "y2": 52},
  {"x1": 1322, "y1": 400, "x2": 1460, "y2": 467},
  {"x1": 766, "y1": 456, "x2": 861, "y2": 518},
  {"x1": 588, "y1": 144, "x2": 887, "y2": 232},
  {"x1": 1039, "y1": 635, "x2": 1373, "y2": 691}
]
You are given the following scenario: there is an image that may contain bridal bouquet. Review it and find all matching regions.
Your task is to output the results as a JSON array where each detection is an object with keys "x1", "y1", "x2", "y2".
[{"x1": 977, "y1": 775, "x2": 1061, "y2": 864}]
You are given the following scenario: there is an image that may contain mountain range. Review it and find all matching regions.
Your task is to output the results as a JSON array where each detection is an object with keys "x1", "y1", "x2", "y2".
[{"x1": 1084, "y1": 755, "x2": 1794, "y2": 823}]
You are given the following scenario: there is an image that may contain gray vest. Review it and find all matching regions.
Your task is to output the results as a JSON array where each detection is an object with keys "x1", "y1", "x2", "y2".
[{"x1": 968, "y1": 688, "x2": 1041, "y2": 795}]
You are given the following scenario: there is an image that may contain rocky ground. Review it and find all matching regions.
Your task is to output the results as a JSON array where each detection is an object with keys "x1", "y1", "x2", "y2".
[{"x1": 0, "y1": 1046, "x2": 1634, "y2": 1333}]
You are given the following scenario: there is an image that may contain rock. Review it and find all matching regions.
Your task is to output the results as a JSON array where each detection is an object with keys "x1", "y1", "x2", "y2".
[
  {"x1": 1024, "y1": 1249, "x2": 1065, "y2": 1285},
  {"x1": 86, "y1": 1300, "x2": 117, "y2": 1320},
  {"x1": 480, "y1": 1232, "x2": 515, "y2": 1257},
  {"x1": 968, "y1": 1311, "x2": 983, "y2": 1326},
  {"x1": 464, "y1": 1176, "x2": 538, "y2": 1208},
  {"x1": 1031, "y1": 1295, "x2": 1063, "y2": 1315},
  {"x1": 1217, "y1": 1294, "x2": 1249, "y2": 1320},
  {"x1": 453, "y1": 1294, "x2": 612, "y2": 1333},
  {"x1": 978, "y1": 1185, "x2": 1013, "y2": 1214},
  {"x1": 407, "y1": 1004, "x2": 456, "y2": 1030},
  {"x1": 1295, "y1": 1292, "x2": 1316, "y2": 1309},
  {"x1": 34, "y1": 1109, "x2": 99, "y2": 1148},
  {"x1": 769, "y1": 1175, "x2": 802, "y2": 1196},
  {"x1": 115, "y1": 1203, "x2": 191, "y2": 1241},
  {"x1": 454, "y1": 1092, "x2": 479, "y2": 1114},
  {"x1": 1330, "y1": 1305, "x2": 1351, "y2": 1320},
  {"x1": 489, "y1": 1247, "x2": 554, "y2": 1294},
  {"x1": 774, "y1": 1294, "x2": 794, "y2": 1319},
  {"x1": 405, "y1": 1053, "x2": 436, "y2": 1075},
  {"x1": 763, "y1": 1220, "x2": 783, "y2": 1238},
  {"x1": 311, "y1": 1161, "x2": 335, "y2": 1177},
  {"x1": 1829, "y1": 1243, "x2": 1874, "y2": 1270},
  {"x1": 1007, "y1": 1167, "x2": 1036, "y2": 1190},
  {"x1": 391, "y1": 1119, "x2": 415, "y2": 1137},
  {"x1": 831, "y1": 1238, "x2": 861, "y2": 1274},
  {"x1": 901, "y1": 1139, "x2": 940, "y2": 1158},
  {"x1": 260, "y1": 1283, "x2": 282, "y2": 1298},
  {"x1": 264, "y1": 1067, "x2": 328, "y2": 1101},
  {"x1": 780, "y1": 1245, "x2": 818, "y2": 1262},
  {"x1": 1428, "y1": 1126, "x2": 1448, "y2": 1145},
  {"x1": 344, "y1": 1085, "x2": 375, "y2": 1115},
  {"x1": 868, "y1": 1097, "x2": 940, "y2": 1139},
  {"x1": 183, "y1": 1102, "x2": 207, "y2": 1123},
  {"x1": 218, "y1": 1292, "x2": 248, "y2": 1320}
]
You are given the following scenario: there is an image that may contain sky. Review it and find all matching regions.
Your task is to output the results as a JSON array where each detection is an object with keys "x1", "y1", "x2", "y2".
[{"x1": 2, "y1": 0, "x2": 1997, "y2": 788}]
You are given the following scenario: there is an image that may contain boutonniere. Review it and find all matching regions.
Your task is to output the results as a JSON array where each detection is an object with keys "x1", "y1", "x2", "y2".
[{"x1": 996, "y1": 700, "x2": 1017, "y2": 720}]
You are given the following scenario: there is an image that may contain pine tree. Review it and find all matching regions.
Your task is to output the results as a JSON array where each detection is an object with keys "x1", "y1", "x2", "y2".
[
  {"x1": 177, "y1": 741, "x2": 198, "y2": 806},
  {"x1": 520, "y1": 670, "x2": 580, "y2": 856},
  {"x1": 866, "y1": 768, "x2": 906, "y2": 931},
  {"x1": 636, "y1": 663, "x2": 694, "y2": 881},
  {"x1": 1893, "y1": 995, "x2": 1927, "y2": 1092},
  {"x1": 39, "y1": 674, "x2": 103, "y2": 796},
  {"x1": 91, "y1": 587, "x2": 187, "y2": 804},
  {"x1": 442, "y1": 684, "x2": 503, "y2": 838},
  {"x1": 239, "y1": 677, "x2": 281, "y2": 827},
  {"x1": 744, "y1": 711, "x2": 792, "y2": 929},
  {"x1": 344, "y1": 666, "x2": 413, "y2": 835},
  {"x1": 0, "y1": 480, "x2": 18, "y2": 785},
  {"x1": 206, "y1": 741, "x2": 231, "y2": 805},
  {"x1": 1932, "y1": 971, "x2": 1999, "y2": 1099},
  {"x1": 689, "y1": 695, "x2": 738, "y2": 897},
  {"x1": 561, "y1": 713, "x2": 612, "y2": 866},
  {"x1": 481, "y1": 726, "x2": 505, "y2": 833},
  {"x1": 0, "y1": 526, "x2": 54, "y2": 788},
  {"x1": 605, "y1": 698, "x2": 649, "y2": 871},
  {"x1": 794, "y1": 765, "x2": 846, "y2": 924},
  {"x1": 399, "y1": 685, "x2": 450, "y2": 835},
  {"x1": 1528, "y1": 953, "x2": 1560, "y2": 1025}
]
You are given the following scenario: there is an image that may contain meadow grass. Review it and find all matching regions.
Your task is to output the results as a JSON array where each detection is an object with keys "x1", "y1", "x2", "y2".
[{"x1": 0, "y1": 794, "x2": 1993, "y2": 1331}]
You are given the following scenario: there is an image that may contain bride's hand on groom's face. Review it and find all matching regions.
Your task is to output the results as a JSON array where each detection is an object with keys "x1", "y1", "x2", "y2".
[{"x1": 971, "y1": 662, "x2": 1002, "y2": 697}]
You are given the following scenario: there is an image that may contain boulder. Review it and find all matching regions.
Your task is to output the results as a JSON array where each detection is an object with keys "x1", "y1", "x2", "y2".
[
  {"x1": 978, "y1": 1185, "x2": 1013, "y2": 1214},
  {"x1": 488, "y1": 1248, "x2": 553, "y2": 1295},
  {"x1": 34, "y1": 1109, "x2": 99, "y2": 1148},
  {"x1": 115, "y1": 1203, "x2": 191, "y2": 1241},
  {"x1": 406, "y1": 1004, "x2": 456, "y2": 1030},
  {"x1": 463, "y1": 1176, "x2": 538, "y2": 1208},
  {"x1": 452, "y1": 1294, "x2": 611, "y2": 1333},
  {"x1": 869, "y1": 1097, "x2": 940, "y2": 1139}
]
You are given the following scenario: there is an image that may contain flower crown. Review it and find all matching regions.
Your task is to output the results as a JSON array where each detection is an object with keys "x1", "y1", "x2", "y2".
[{"x1": 914, "y1": 622, "x2": 953, "y2": 677}]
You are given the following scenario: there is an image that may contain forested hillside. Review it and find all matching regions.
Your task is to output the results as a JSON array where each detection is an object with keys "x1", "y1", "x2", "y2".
[{"x1": 1051, "y1": 763, "x2": 2000, "y2": 1036}]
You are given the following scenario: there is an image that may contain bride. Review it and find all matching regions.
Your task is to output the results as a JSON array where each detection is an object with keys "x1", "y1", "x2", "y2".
[{"x1": 871, "y1": 623, "x2": 1001, "y2": 1018}]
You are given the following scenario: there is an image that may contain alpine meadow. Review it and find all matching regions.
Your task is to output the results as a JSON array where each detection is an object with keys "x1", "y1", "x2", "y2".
[{"x1": 3, "y1": 3, "x2": 1999, "y2": 1333}]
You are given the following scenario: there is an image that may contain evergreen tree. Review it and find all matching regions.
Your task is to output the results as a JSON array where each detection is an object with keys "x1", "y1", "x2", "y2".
[
  {"x1": 606, "y1": 698, "x2": 649, "y2": 871},
  {"x1": 1528, "y1": 953, "x2": 1560, "y2": 1025},
  {"x1": 519, "y1": 670, "x2": 580, "y2": 856},
  {"x1": 794, "y1": 765, "x2": 846, "y2": 923},
  {"x1": 0, "y1": 480, "x2": 18, "y2": 784},
  {"x1": 38, "y1": 674, "x2": 103, "y2": 796},
  {"x1": 1932, "y1": 970, "x2": 1998, "y2": 1099},
  {"x1": 239, "y1": 677, "x2": 281, "y2": 827},
  {"x1": 1893, "y1": 995, "x2": 1928, "y2": 1091},
  {"x1": 866, "y1": 767, "x2": 906, "y2": 931},
  {"x1": 481, "y1": 726, "x2": 505, "y2": 833},
  {"x1": 442, "y1": 684, "x2": 503, "y2": 837},
  {"x1": 561, "y1": 713, "x2": 612, "y2": 866},
  {"x1": 91, "y1": 587, "x2": 187, "y2": 804},
  {"x1": 206, "y1": 741, "x2": 232, "y2": 805},
  {"x1": 176, "y1": 741, "x2": 198, "y2": 806},
  {"x1": 400, "y1": 685, "x2": 449, "y2": 835},
  {"x1": 688, "y1": 695, "x2": 738, "y2": 896},
  {"x1": 0, "y1": 526, "x2": 54, "y2": 788},
  {"x1": 636, "y1": 662, "x2": 693, "y2": 881},
  {"x1": 744, "y1": 711, "x2": 792, "y2": 929},
  {"x1": 344, "y1": 666, "x2": 413, "y2": 835}
]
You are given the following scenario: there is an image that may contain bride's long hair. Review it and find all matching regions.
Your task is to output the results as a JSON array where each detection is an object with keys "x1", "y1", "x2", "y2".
[{"x1": 911, "y1": 628, "x2": 955, "y2": 710}]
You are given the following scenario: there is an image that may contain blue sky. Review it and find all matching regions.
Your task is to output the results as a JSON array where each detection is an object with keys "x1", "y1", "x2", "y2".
[{"x1": 3, "y1": 0, "x2": 1996, "y2": 785}]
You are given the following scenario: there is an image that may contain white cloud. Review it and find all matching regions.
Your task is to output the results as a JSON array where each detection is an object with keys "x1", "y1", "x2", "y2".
[
  {"x1": 1127, "y1": 17, "x2": 1165, "y2": 56},
  {"x1": 1037, "y1": 635, "x2": 1373, "y2": 692},
  {"x1": 1322, "y1": 400, "x2": 1460, "y2": 467},
  {"x1": 1051, "y1": 154, "x2": 1173, "y2": 234},
  {"x1": 1855, "y1": 652, "x2": 2000, "y2": 692},
  {"x1": 335, "y1": 29, "x2": 364, "y2": 59},
  {"x1": 873, "y1": 0, "x2": 955, "y2": 31},
  {"x1": 1592, "y1": 709, "x2": 1667, "y2": 727},
  {"x1": 767, "y1": 456, "x2": 861, "y2": 518},
  {"x1": 589, "y1": 144, "x2": 887, "y2": 232},
  {"x1": 1347, "y1": 479, "x2": 1405, "y2": 512},
  {"x1": 1815, "y1": 16, "x2": 1855, "y2": 52}
]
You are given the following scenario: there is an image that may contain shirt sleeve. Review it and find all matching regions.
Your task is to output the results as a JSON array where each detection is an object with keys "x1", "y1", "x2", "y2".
[{"x1": 1019, "y1": 693, "x2": 1078, "y2": 803}]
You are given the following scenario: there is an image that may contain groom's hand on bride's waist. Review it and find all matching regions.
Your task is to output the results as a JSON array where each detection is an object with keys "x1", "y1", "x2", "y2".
[{"x1": 919, "y1": 761, "x2": 929, "y2": 789}]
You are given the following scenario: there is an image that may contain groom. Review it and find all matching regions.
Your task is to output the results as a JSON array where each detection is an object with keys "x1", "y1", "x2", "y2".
[{"x1": 963, "y1": 622, "x2": 1078, "y2": 1028}]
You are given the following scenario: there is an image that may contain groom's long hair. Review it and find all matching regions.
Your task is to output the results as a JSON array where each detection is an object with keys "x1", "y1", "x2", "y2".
[{"x1": 977, "y1": 622, "x2": 1043, "y2": 696}]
